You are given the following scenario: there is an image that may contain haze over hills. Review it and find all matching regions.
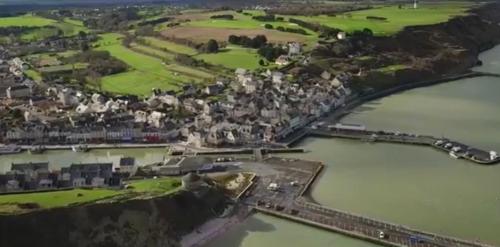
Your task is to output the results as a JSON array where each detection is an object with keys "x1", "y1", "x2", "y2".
[{"x1": 0, "y1": 0, "x2": 175, "y2": 5}]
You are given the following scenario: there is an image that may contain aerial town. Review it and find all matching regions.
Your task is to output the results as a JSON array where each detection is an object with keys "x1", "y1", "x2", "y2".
[
  {"x1": 1, "y1": 1, "x2": 500, "y2": 247},
  {"x1": 0, "y1": 42, "x2": 351, "y2": 148}
]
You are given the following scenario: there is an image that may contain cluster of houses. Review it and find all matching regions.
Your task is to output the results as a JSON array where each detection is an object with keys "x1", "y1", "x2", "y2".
[
  {"x1": 1, "y1": 40, "x2": 352, "y2": 147},
  {"x1": 182, "y1": 69, "x2": 352, "y2": 147},
  {"x1": 275, "y1": 42, "x2": 302, "y2": 66},
  {"x1": 0, "y1": 158, "x2": 135, "y2": 193},
  {"x1": 0, "y1": 53, "x2": 33, "y2": 100}
]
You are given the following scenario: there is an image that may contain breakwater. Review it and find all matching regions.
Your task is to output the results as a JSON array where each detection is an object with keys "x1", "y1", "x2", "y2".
[{"x1": 309, "y1": 127, "x2": 499, "y2": 165}]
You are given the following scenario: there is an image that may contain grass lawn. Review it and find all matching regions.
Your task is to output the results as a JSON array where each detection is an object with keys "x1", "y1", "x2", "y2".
[
  {"x1": 131, "y1": 42, "x2": 176, "y2": 61},
  {"x1": 195, "y1": 46, "x2": 264, "y2": 70},
  {"x1": 0, "y1": 14, "x2": 88, "y2": 41},
  {"x1": 0, "y1": 189, "x2": 121, "y2": 210},
  {"x1": 0, "y1": 177, "x2": 181, "y2": 214},
  {"x1": 143, "y1": 37, "x2": 198, "y2": 55},
  {"x1": 127, "y1": 177, "x2": 180, "y2": 194},
  {"x1": 0, "y1": 14, "x2": 55, "y2": 27},
  {"x1": 187, "y1": 10, "x2": 289, "y2": 30},
  {"x1": 291, "y1": 4, "x2": 470, "y2": 36},
  {"x1": 53, "y1": 21, "x2": 89, "y2": 37},
  {"x1": 96, "y1": 33, "x2": 213, "y2": 96},
  {"x1": 25, "y1": 70, "x2": 43, "y2": 82}
]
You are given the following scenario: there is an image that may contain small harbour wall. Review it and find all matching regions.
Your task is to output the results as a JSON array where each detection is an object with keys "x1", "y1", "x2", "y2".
[{"x1": 309, "y1": 127, "x2": 500, "y2": 165}]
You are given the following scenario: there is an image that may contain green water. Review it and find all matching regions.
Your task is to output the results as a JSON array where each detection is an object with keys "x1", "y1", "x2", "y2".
[{"x1": 207, "y1": 46, "x2": 500, "y2": 247}]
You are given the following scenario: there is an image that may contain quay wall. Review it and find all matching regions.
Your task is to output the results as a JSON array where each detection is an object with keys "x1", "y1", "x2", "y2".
[{"x1": 254, "y1": 207, "x2": 401, "y2": 247}]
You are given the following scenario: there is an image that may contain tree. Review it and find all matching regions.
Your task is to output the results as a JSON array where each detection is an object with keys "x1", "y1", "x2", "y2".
[
  {"x1": 206, "y1": 39, "x2": 219, "y2": 53},
  {"x1": 252, "y1": 35, "x2": 267, "y2": 48},
  {"x1": 228, "y1": 35, "x2": 240, "y2": 44},
  {"x1": 136, "y1": 25, "x2": 155, "y2": 36},
  {"x1": 78, "y1": 31, "x2": 87, "y2": 38},
  {"x1": 264, "y1": 24, "x2": 273, "y2": 29},
  {"x1": 259, "y1": 59, "x2": 266, "y2": 66},
  {"x1": 122, "y1": 35, "x2": 134, "y2": 48},
  {"x1": 88, "y1": 70, "x2": 103, "y2": 91},
  {"x1": 79, "y1": 41, "x2": 90, "y2": 51},
  {"x1": 362, "y1": 28, "x2": 373, "y2": 37}
]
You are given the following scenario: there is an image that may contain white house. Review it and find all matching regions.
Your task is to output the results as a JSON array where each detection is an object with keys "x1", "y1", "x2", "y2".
[
  {"x1": 275, "y1": 55, "x2": 290, "y2": 66},
  {"x1": 73, "y1": 177, "x2": 86, "y2": 187},
  {"x1": 288, "y1": 42, "x2": 301, "y2": 56},
  {"x1": 91, "y1": 177, "x2": 106, "y2": 187},
  {"x1": 337, "y1": 32, "x2": 347, "y2": 40}
]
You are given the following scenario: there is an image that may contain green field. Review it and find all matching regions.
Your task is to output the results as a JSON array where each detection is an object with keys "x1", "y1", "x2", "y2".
[
  {"x1": 291, "y1": 4, "x2": 470, "y2": 36},
  {"x1": 128, "y1": 177, "x2": 180, "y2": 194},
  {"x1": 95, "y1": 33, "x2": 215, "y2": 96},
  {"x1": 131, "y1": 42, "x2": 176, "y2": 61},
  {"x1": 53, "y1": 21, "x2": 89, "y2": 37},
  {"x1": 96, "y1": 34, "x2": 199, "y2": 95},
  {"x1": 0, "y1": 189, "x2": 121, "y2": 210},
  {"x1": 0, "y1": 177, "x2": 180, "y2": 214},
  {"x1": 143, "y1": 37, "x2": 198, "y2": 55},
  {"x1": 0, "y1": 14, "x2": 56, "y2": 27},
  {"x1": 25, "y1": 70, "x2": 43, "y2": 82},
  {"x1": 187, "y1": 10, "x2": 286, "y2": 30},
  {"x1": 195, "y1": 46, "x2": 264, "y2": 70},
  {"x1": 0, "y1": 14, "x2": 89, "y2": 41}
]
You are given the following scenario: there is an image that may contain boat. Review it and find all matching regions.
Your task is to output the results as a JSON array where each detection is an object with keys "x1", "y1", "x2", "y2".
[
  {"x1": 449, "y1": 151, "x2": 463, "y2": 159},
  {"x1": 28, "y1": 145, "x2": 46, "y2": 154},
  {"x1": 72, "y1": 144, "x2": 89, "y2": 152},
  {"x1": 0, "y1": 145, "x2": 22, "y2": 155}
]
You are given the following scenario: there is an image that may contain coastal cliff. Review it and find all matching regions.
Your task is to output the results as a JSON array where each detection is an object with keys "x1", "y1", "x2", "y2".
[
  {"x1": 0, "y1": 188, "x2": 228, "y2": 247},
  {"x1": 310, "y1": 3, "x2": 500, "y2": 92}
]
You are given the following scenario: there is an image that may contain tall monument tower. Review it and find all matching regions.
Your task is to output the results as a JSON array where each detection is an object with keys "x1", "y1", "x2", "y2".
[{"x1": 413, "y1": 0, "x2": 418, "y2": 9}]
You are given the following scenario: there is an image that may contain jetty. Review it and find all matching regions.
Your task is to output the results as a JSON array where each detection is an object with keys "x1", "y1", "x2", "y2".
[{"x1": 308, "y1": 127, "x2": 500, "y2": 165}]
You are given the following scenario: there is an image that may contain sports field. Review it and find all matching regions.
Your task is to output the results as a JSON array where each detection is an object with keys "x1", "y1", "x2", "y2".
[{"x1": 291, "y1": 4, "x2": 470, "y2": 35}]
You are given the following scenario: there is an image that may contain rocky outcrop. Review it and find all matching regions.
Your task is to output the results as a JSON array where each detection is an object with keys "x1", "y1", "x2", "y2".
[{"x1": 0, "y1": 189, "x2": 228, "y2": 247}]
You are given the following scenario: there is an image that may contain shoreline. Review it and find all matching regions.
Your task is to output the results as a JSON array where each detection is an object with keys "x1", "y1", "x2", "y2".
[{"x1": 280, "y1": 70, "x2": 500, "y2": 149}]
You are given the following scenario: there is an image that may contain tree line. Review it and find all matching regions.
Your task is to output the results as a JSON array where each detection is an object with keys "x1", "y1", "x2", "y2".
[
  {"x1": 228, "y1": 35, "x2": 268, "y2": 49},
  {"x1": 210, "y1": 14, "x2": 234, "y2": 20},
  {"x1": 288, "y1": 18, "x2": 342, "y2": 39}
]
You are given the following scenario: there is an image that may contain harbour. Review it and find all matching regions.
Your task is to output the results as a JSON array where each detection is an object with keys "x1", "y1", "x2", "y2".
[{"x1": 205, "y1": 45, "x2": 500, "y2": 246}]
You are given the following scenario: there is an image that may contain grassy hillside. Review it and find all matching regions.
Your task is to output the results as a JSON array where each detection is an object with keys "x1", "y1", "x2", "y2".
[
  {"x1": 291, "y1": 3, "x2": 471, "y2": 36},
  {"x1": 95, "y1": 33, "x2": 214, "y2": 96}
]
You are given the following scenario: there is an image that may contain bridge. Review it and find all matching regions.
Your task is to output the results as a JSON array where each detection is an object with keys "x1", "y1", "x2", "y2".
[{"x1": 308, "y1": 127, "x2": 499, "y2": 165}]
